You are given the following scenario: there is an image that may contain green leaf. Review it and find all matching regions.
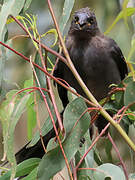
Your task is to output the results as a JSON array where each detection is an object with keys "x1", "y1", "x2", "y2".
[
  {"x1": 0, "y1": 158, "x2": 40, "y2": 180},
  {"x1": 28, "y1": 112, "x2": 57, "y2": 147},
  {"x1": 23, "y1": 0, "x2": 33, "y2": 12},
  {"x1": 24, "y1": 78, "x2": 33, "y2": 90},
  {"x1": 27, "y1": 98, "x2": 36, "y2": 140},
  {"x1": 59, "y1": 0, "x2": 75, "y2": 34},
  {"x1": 77, "y1": 131, "x2": 95, "y2": 180},
  {"x1": 38, "y1": 98, "x2": 90, "y2": 180},
  {"x1": 0, "y1": 46, "x2": 6, "y2": 101},
  {"x1": 122, "y1": 0, "x2": 129, "y2": 28},
  {"x1": 75, "y1": 151, "x2": 92, "y2": 180},
  {"x1": 34, "y1": 51, "x2": 46, "y2": 91},
  {"x1": 94, "y1": 163, "x2": 126, "y2": 180},
  {"x1": 22, "y1": 167, "x2": 38, "y2": 180},
  {"x1": 127, "y1": 38, "x2": 135, "y2": 62},
  {"x1": 105, "y1": 139, "x2": 113, "y2": 162},
  {"x1": 0, "y1": 0, "x2": 25, "y2": 40},
  {"x1": 0, "y1": 91, "x2": 30, "y2": 180},
  {"x1": 124, "y1": 81, "x2": 135, "y2": 108},
  {"x1": 105, "y1": 7, "x2": 135, "y2": 34},
  {"x1": 23, "y1": 79, "x2": 36, "y2": 140}
]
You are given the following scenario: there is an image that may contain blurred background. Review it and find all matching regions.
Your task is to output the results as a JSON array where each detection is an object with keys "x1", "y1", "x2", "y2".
[{"x1": 0, "y1": 0, "x2": 135, "y2": 177}]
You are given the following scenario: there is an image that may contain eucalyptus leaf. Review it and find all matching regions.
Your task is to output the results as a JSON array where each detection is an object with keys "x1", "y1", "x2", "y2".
[
  {"x1": 105, "y1": 7, "x2": 135, "y2": 34},
  {"x1": 28, "y1": 112, "x2": 57, "y2": 147},
  {"x1": 23, "y1": 0, "x2": 33, "y2": 12},
  {"x1": 0, "y1": 158, "x2": 40, "y2": 180},
  {"x1": 0, "y1": 91, "x2": 30, "y2": 180},
  {"x1": 94, "y1": 163, "x2": 126, "y2": 180},
  {"x1": 59, "y1": 0, "x2": 75, "y2": 34},
  {"x1": 124, "y1": 81, "x2": 135, "y2": 109},
  {"x1": 22, "y1": 167, "x2": 38, "y2": 180},
  {"x1": 38, "y1": 98, "x2": 90, "y2": 180},
  {"x1": 0, "y1": 0, "x2": 25, "y2": 40}
]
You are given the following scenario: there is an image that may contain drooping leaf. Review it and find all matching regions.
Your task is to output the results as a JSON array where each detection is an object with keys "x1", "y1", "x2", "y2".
[
  {"x1": 0, "y1": 158, "x2": 40, "y2": 180},
  {"x1": 27, "y1": 96, "x2": 36, "y2": 140},
  {"x1": 0, "y1": 0, "x2": 25, "y2": 40},
  {"x1": 105, "y1": 139, "x2": 113, "y2": 162},
  {"x1": 23, "y1": 0, "x2": 33, "y2": 12},
  {"x1": 22, "y1": 167, "x2": 38, "y2": 180},
  {"x1": 59, "y1": 0, "x2": 75, "y2": 34},
  {"x1": 34, "y1": 51, "x2": 46, "y2": 91},
  {"x1": 34, "y1": 51, "x2": 52, "y2": 102},
  {"x1": 38, "y1": 98, "x2": 90, "y2": 180},
  {"x1": 0, "y1": 91, "x2": 30, "y2": 180},
  {"x1": 75, "y1": 151, "x2": 92, "y2": 180},
  {"x1": 127, "y1": 38, "x2": 135, "y2": 62},
  {"x1": 124, "y1": 81, "x2": 135, "y2": 109},
  {"x1": 122, "y1": 0, "x2": 129, "y2": 28},
  {"x1": 77, "y1": 131, "x2": 95, "y2": 180},
  {"x1": 105, "y1": 7, "x2": 135, "y2": 34},
  {"x1": 23, "y1": 79, "x2": 37, "y2": 140},
  {"x1": 28, "y1": 112, "x2": 57, "y2": 147}
]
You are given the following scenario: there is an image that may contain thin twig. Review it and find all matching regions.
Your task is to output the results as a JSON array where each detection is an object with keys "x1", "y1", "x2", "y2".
[
  {"x1": 108, "y1": 133, "x2": 128, "y2": 180},
  {"x1": 76, "y1": 123, "x2": 110, "y2": 170},
  {"x1": 30, "y1": 56, "x2": 47, "y2": 153},
  {"x1": 38, "y1": 44, "x2": 63, "y2": 131},
  {"x1": 71, "y1": 159, "x2": 77, "y2": 180}
]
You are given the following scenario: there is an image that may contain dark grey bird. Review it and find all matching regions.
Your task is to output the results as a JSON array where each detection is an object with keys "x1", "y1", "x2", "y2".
[
  {"x1": 15, "y1": 7, "x2": 128, "y2": 164},
  {"x1": 53, "y1": 7, "x2": 128, "y2": 132}
]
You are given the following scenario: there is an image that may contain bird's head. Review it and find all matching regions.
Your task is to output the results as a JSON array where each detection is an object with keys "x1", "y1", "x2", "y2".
[{"x1": 69, "y1": 7, "x2": 99, "y2": 37}]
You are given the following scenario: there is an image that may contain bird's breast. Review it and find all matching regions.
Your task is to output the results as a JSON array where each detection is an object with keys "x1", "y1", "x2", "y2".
[{"x1": 67, "y1": 44, "x2": 121, "y2": 100}]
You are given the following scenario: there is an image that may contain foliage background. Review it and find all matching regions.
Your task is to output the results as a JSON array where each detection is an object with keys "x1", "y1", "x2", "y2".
[{"x1": 0, "y1": 0, "x2": 135, "y2": 179}]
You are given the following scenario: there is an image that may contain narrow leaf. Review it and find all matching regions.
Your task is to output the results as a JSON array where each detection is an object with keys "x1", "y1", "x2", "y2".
[
  {"x1": 0, "y1": 0, "x2": 25, "y2": 40},
  {"x1": 0, "y1": 91, "x2": 30, "y2": 180},
  {"x1": 124, "y1": 80, "x2": 135, "y2": 108},
  {"x1": 122, "y1": 0, "x2": 129, "y2": 28},
  {"x1": 59, "y1": 0, "x2": 75, "y2": 34},
  {"x1": 105, "y1": 7, "x2": 135, "y2": 34},
  {"x1": 23, "y1": 0, "x2": 33, "y2": 12},
  {"x1": 0, "y1": 158, "x2": 40, "y2": 180},
  {"x1": 28, "y1": 112, "x2": 57, "y2": 147}
]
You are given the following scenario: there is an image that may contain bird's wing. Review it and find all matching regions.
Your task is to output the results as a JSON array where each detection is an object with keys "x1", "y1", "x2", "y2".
[{"x1": 110, "y1": 39, "x2": 128, "y2": 80}]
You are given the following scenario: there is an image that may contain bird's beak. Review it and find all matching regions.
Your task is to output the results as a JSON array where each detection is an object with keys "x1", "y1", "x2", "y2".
[{"x1": 76, "y1": 17, "x2": 91, "y2": 30}]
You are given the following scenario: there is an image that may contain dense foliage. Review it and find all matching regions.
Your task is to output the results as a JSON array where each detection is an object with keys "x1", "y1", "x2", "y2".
[{"x1": 0, "y1": 0, "x2": 135, "y2": 179}]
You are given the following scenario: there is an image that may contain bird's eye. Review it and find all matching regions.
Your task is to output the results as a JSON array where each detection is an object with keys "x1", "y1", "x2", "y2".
[
  {"x1": 87, "y1": 17, "x2": 94, "y2": 24},
  {"x1": 74, "y1": 16, "x2": 79, "y2": 22}
]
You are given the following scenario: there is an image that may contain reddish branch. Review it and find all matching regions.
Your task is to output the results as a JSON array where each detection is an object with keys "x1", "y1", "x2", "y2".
[
  {"x1": 76, "y1": 123, "x2": 110, "y2": 170},
  {"x1": 37, "y1": 44, "x2": 63, "y2": 131},
  {"x1": 108, "y1": 133, "x2": 128, "y2": 180}
]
